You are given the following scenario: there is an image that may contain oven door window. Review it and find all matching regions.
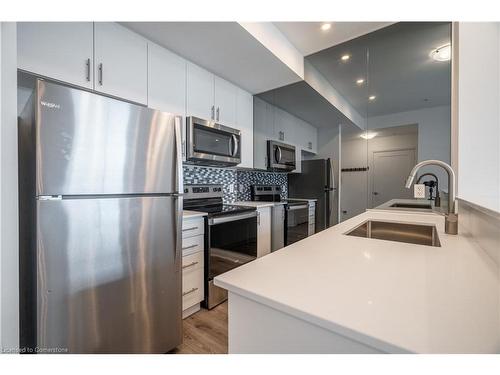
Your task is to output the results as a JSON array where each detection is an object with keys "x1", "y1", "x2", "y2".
[
  {"x1": 209, "y1": 216, "x2": 257, "y2": 279},
  {"x1": 286, "y1": 206, "x2": 309, "y2": 245},
  {"x1": 194, "y1": 124, "x2": 234, "y2": 157}
]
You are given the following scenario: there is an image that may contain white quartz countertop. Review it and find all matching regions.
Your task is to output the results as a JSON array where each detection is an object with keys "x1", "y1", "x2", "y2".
[
  {"x1": 182, "y1": 210, "x2": 207, "y2": 219},
  {"x1": 214, "y1": 209, "x2": 499, "y2": 353},
  {"x1": 234, "y1": 201, "x2": 285, "y2": 208}
]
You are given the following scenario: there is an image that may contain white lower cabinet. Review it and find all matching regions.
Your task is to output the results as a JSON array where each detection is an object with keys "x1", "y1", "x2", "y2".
[
  {"x1": 257, "y1": 207, "x2": 272, "y2": 258},
  {"x1": 182, "y1": 216, "x2": 205, "y2": 318}
]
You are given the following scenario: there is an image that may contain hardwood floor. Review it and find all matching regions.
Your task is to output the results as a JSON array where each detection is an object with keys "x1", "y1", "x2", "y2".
[{"x1": 171, "y1": 302, "x2": 228, "y2": 354}]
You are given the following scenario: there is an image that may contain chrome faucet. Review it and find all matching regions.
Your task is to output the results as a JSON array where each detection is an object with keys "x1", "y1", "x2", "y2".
[{"x1": 405, "y1": 160, "x2": 458, "y2": 235}]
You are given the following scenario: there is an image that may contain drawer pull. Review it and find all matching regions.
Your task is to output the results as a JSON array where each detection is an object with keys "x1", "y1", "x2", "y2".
[
  {"x1": 182, "y1": 287, "x2": 198, "y2": 297},
  {"x1": 182, "y1": 261, "x2": 199, "y2": 270},
  {"x1": 182, "y1": 244, "x2": 198, "y2": 251},
  {"x1": 182, "y1": 226, "x2": 198, "y2": 232}
]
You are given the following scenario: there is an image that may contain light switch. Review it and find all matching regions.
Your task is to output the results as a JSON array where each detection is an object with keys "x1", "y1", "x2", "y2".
[{"x1": 413, "y1": 184, "x2": 426, "y2": 198}]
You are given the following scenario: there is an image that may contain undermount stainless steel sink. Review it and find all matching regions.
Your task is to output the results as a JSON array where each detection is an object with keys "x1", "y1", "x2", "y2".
[
  {"x1": 345, "y1": 220, "x2": 441, "y2": 247},
  {"x1": 390, "y1": 202, "x2": 432, "y2": 209}
]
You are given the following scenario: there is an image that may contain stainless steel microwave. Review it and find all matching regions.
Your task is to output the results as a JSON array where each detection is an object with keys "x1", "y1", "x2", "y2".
[
  {"x1": 267, "y1": 140, "x2": 296, "y2": 171},
  {"x1": 186, "y1": 116, "x2": 241, "y2": 166}
]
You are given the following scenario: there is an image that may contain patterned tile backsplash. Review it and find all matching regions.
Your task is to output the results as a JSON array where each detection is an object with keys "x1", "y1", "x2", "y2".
[{"x1": 183, "y1": 165, "x2": 288, "y2": 203}]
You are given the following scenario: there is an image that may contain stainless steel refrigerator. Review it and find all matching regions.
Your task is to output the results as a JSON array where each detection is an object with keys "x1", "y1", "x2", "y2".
[
  {"x1": 18, "y1": 74, "x2": 183, "y2": 353},
  {"x1": 288, "y1": 159, "x2": 337, "y2": 231}
]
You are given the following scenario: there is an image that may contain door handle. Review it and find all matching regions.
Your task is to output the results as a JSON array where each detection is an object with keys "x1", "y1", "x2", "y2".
[
  {"x1": 98, "y1": 63, "x2": 103, "y2": 85},
  {"x1": 231, "y1": 134, "x2": 239, "y2": 157},
  {"x1": 85, "y1": 58, "x2": 91, "y2": 82},
  {"x1": 373, "y1": 192, "x2": 379, "y2": 195}
]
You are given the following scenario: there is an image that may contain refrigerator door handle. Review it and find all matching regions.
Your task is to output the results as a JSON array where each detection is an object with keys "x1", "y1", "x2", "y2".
[{"x1": 174, "y1": 116, "x2": 184, "y2": 194}]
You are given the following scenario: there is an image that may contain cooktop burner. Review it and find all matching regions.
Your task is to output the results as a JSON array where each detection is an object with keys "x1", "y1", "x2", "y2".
[
  {"x1": 183, "y1": 184, "x2": 256, "y2": 217},
  {"x1": 193, "y1": 204, "x2": 256, "y2": 217}
]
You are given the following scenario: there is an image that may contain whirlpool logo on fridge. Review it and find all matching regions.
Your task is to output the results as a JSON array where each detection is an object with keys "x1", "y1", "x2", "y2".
[{"x1": 40, "y1": 101, "x2": 61, "y2": 109}]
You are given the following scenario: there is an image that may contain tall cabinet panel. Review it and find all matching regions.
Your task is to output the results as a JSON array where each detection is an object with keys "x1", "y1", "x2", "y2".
[
  {"x1": 253, "y1": 97, "x2": 275, "y2": 170},
  {"x1": 186, "y1": 62, "x2": 215, "y2": 120},
  {"x1": 148, "y1": 43, "x2": 187, "y2": 160},
  {"x1": 94, "y1": 22, "x2": 148, "y2": 105},
  {"x1": 17, "y1": 22, "x2": 94, "y2": 89},
  {"x1": 236, "y1": 88, "x2": 254, "y2": 169}
]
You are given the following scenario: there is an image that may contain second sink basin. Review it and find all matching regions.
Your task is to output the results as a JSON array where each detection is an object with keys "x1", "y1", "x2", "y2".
[
  {"x1": 390, "y1": 202, "x2": 432, "y2": 209},
  {"x1": 345, "y1": 220, "x2": 441, "y2": 247}
]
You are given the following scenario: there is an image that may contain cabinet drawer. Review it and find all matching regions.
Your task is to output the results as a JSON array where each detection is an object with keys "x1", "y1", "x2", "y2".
[
  {"x1": 182, "y1": 234, "x2": 204, "y2": 256},
  {"x1": 182, "y1": 262, "x2": 204, "y2": 311},
  {"x1": 182, "y1": 250, "x2": 204, "y2": 272},
  {"x1": 182, "y1": 217, "x2": 204, "y2": 239}
]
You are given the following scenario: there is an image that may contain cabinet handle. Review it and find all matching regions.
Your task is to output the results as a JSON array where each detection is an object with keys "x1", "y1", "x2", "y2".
[
  {"x1": 211, "y1": 105, "x2": 215, "y2": 120},
  {"x1": 98, "y1": 63, "x2": 103, "y2": 85},
  {"x1": 85, "y1": 58, "x2": 91, "y2": 82},
  {"x1": 182, "y1": 244, "x2": 198, "y2": 251},
  {"x1": 183, "y1": 287, "x2": 199, "y2": 297},
  {"x1": 257, "y1": 211, "x2": 260, "y2": 226},
  {"x1": 182, "y1": 226, "x2": 199, "y2": 232},
  {"x1": 182, "y1": 261, "x2": 199, "y2": 270},
  {"x1": 216, "y1": 107, "x2": 220, "y2": 121}
]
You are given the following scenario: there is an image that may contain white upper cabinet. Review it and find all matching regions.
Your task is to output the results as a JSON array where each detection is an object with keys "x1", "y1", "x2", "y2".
[
  {"x1": 236, "y1": 88, "x2": 254, "y2": 169},
  {"x1": 94, "y1": 23, "x2": 148, "y2": 105},
  {"x1": 186, "y1": 62, "x2": 215, "y2": 120},
  {"x1": 214, "y1": 76, "x2": 237, "y2": 126},
  {"x1": 148, "y1": 43, "x2": 186, "y2": 115},
  {"x1": 17, "y1": 22, "x2": 94, "y2": 89},
  {"x1": 148, "y1": 43, "x2": 187, "y2": 160}
]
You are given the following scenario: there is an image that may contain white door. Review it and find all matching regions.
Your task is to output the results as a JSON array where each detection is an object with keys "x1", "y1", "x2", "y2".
[
  {"x1": 257, "y1": 207, "x2": 272, "y2": 258},
  {"x1": 94, "y1": 22, "x2": 148, "y2": 104},
  {"x1": 186, "y1": 62, "x2": 215, "y2": 120},
  {"x1": 236, "y1": 88, "x2": 254, "y2": 168},
  {"x1": 371, "y1": 149, "x2": 416, "y2": 207},
  {"x1": 17, "y1": 22, "x2": 94, "y2": 89},
  {"x1": 148, "y1": 43, "x2": 187, "y2": 160},
  {"x1": 214, "y1": 76, "x2": 237, "y2": 125}
]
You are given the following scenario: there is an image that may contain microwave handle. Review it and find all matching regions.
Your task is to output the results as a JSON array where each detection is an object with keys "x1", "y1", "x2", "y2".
[
  {"x1": 231, "y1": 134, "x2": 239, "y2": 157},
  {"x1": 275, "y1": 145, "x2": 282, "y2": 163}
]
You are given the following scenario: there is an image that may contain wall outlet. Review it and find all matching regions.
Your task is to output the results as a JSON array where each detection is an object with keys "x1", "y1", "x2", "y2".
[{"x1": 413, "y1": 184, "x2": 426, "y2": 198}]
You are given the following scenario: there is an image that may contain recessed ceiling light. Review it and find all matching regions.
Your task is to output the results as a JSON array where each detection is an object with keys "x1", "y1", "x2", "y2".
[
  {"x1": 360, "y1": 132, "x2": 378, "y2": 140},
  {"x1": 341, "y1": 54, "x2": 350, "y2": 62},
  {"x1": 368, "y1": 95, "x2": 376, "y2": 101},
  {"x1": 356, "y1": 78, "x2": 365, "y2": 85},
  {"x1": 430, "y1": 43, "x2": 451, "y2": 62},
  {"x1": 321, "y1": 23, "x2": 332, "y2": 31}
]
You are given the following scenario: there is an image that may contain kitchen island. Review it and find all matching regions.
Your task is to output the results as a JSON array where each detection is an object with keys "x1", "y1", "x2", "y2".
[{"x1": 214, "y1": 209, "x2": 499, "y2": 353}]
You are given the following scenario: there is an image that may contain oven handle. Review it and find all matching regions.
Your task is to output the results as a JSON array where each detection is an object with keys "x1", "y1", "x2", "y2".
[
  {"x1": 287, "y1": 204, "x2": 309, "y2": 211},
  {"x1": 209, "y1": 211, "x2": 257, "y2": 226}
]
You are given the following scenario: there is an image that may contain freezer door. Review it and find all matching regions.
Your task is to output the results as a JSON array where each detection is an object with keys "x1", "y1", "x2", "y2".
[
  {"x1": 36, "y1": 79, "x2": 179, "y2": 195},
  {"x1": 36, "y1": 196, "x2": 182, "y2": 353}
]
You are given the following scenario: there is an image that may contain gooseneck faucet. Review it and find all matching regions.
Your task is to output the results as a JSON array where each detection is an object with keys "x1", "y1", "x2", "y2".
[{"x1": 405, "y1": 160, "x2": 458, "y2": 235}]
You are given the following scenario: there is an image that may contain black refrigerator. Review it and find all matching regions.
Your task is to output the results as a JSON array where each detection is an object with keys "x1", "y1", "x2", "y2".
[{"x1": 288, "y1": 159, "x2": 337, "y2": 232}]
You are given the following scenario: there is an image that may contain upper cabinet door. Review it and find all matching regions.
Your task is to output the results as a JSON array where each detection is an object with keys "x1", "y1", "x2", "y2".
[
  {"x1": 214, "y1": 76, "x2": 237, "y2": 125},
  {"x1": 148, "y1": 43, "x2": 186, "y2": 116},
  {"x1": 186, "y1": 62, "x2": 215, "y2": 120},
  {"x1": 236, "y1": 88, "x2": 254, "y2": 169},
  {"x1": 17, "y1": 22, "x2": 94, "y2": 89},
  {"x1": 94, "y1": 23, "x2": 148, "y2": 105}
]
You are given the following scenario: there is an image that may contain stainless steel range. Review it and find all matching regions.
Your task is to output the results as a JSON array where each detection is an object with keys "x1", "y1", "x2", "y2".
[{"x1": 183, "y1": 184, "x2": 257, "y2": 309}]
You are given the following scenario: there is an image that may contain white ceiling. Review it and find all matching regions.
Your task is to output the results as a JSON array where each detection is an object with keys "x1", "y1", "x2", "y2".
[
  {"x1": 121, "y1": 22, "x2": 302, "y2": 94},
  {"x1": 274, "y1": 22, "x2": 393, "y2": 56},
  {"x1": 307, "y1": 22, "x2": 452, "y2": 117},
  {"x1": 342, "y1": 123, "x2": 418, "y2": 141}
]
